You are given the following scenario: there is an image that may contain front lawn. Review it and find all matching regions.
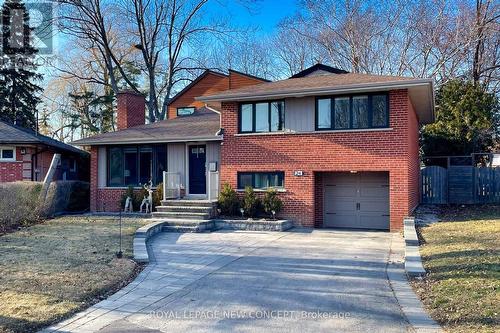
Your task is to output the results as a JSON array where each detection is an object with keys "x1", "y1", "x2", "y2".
[
  {"x1": 0, "y1": 216, "x2": 150, "y2": 333},
  {"x1": 413, "y1": 206, "x2": 500, "y2": 333}
]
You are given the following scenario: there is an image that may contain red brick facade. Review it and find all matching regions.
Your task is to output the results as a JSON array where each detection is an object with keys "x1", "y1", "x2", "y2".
[
  {"x1": 116, "y1": 91, "x2": 146, "y2": 130},
  {"x1": 0, "y1": 147, "x2": 58, "y2": 182},
  {"x1": 219, "y1": 89, "x2": 420, "y2": 230},
  {"x1": 0, "y1": 162, "x2": 22, "y2": 182}
]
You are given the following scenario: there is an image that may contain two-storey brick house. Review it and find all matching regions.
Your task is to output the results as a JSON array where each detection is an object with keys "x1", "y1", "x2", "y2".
[{"x1": 74, "y1": 64, "x2": 434, "y2": 230}]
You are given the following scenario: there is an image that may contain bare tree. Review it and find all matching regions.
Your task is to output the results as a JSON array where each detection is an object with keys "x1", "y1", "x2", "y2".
[
  {"x1": 57, "y1": 0, "x2": 232, "y2": 122},
  {"x1": 469, "y1": 0, "x2": 500, "y2": 91},
  {"x1": 276, "y1": 0, "x2": 498, "y2": 90}
]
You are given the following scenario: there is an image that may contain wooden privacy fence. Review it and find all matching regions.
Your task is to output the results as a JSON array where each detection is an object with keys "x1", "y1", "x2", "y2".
[{"x1": 421, "y1": 166, "x2": 500, "y2": 204}]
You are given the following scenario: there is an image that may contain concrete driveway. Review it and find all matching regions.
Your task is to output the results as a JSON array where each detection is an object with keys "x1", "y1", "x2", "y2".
[{"x1": 45, "y1": 229, "x2": 410, "y2": 333}]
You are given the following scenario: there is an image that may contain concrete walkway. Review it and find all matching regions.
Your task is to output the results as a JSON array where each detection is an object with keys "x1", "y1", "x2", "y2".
[{"x1": 43, "y1": 229, "x2": 414, "y2": 333}]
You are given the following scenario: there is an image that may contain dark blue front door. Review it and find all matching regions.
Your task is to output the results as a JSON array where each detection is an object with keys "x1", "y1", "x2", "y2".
[{"x1": 189, "y1": 145, "x2": 206, "y2": 194}]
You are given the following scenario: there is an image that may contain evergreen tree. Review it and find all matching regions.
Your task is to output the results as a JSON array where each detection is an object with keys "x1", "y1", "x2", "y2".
[
  {"x1": 0, "y1": 0, "x2": 43, "y2": 130},
  {"x1": 422, "y1": 79, "x2": 500, "y2": 156}
]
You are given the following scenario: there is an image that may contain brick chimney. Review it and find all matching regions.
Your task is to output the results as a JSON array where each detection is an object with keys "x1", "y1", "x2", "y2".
[{"x1": 116, "y1": 91, "x2": 146, "y2": 130}]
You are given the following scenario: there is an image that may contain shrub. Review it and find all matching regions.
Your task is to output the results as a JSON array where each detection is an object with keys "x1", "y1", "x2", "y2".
[
  {"x1": 153, "y1": 182, "x2": 163, "y2": 209},
  {"x1": 0, "y1": 182, "x2": 44, "y2": 233},
  {"x1": 66, "y1": 181, "x2": 90, "y2": 211},
  {"x1": 44, "y1": 181, "x2": 90, "y2": 215},
  {"x1": 262, "y1": 188, "x2": 283, "y2": 219},
  {"x1": 242, "y1": 186, "x2": 260, "y2": 218},
  {"x1": 218, "y1": 183, "x2": 239, "y2": 216}
]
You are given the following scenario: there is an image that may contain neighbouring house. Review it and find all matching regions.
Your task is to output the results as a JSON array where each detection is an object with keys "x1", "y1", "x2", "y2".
[
  {"x1": 0, "y1": 120, "x2": 89, "y2": 183},
  {"x1": 73, "y1": 64, "x2": 434, "y2": 230}
]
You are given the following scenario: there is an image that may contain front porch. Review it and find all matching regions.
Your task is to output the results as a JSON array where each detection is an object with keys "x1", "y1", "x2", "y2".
[{"x1": 91, "y1": 140, "x2": 221, "y2": 212}]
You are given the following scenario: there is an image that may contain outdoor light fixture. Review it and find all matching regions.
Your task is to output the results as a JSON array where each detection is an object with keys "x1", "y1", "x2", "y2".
[
  {"x1": 240, "y1": 208, "x2": 245, "y2": 218},
  {"x1": 350, "y1": 170, "x2": 358, "y2": 173},
  {"x1": 271, "y1": 210, "x2": 276, "y2": 220}
]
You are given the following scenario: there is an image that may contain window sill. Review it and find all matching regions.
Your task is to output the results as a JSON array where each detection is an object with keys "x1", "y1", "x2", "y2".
[
  {"x1": 236, "y1": 188, "x2": 286, "y2": 193},
  {"x1": 0, "y1": 159, "x2": 18, "y2": 162},
  {"x1": 235, "y1": 128, "x2": 393, "y2": 136}
]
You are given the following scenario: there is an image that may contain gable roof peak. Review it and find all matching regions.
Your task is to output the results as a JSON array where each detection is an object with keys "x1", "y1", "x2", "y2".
[{"x1": 290, "y1": 63, "x2": 349, "y2": 78}]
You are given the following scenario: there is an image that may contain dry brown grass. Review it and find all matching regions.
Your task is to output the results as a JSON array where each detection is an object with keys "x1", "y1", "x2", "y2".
[
  {"x1": 413, "y1": 206, "x2": 500, "y2": 333},
  {"x1": 0, "y1": 215, "x2": 150, "y2": 333}
]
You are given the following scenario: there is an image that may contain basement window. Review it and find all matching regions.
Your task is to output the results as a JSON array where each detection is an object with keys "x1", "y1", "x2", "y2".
[{"x1": 237, "y1": 172, "x2": 285, "y2": 190}]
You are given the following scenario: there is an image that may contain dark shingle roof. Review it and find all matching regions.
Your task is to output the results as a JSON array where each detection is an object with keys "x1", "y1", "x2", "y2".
[
  {"x1": 290, "y1": 64, "x2": 349, "y2": 78},
  {"x1": 198, "y1": 72, "x2": 427, "y2": 102},
  {"x1": 0, "y1": 120, "x2": 86, "y2": 154},
  {"x1": 72, "y1": 107, "x2": 221, "y2": 146}
]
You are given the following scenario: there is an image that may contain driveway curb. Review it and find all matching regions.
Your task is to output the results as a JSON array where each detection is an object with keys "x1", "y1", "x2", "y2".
[
  {"x1": 133, "y1": 221, "x2": 165, "y2": 263},
  {"x1": 403, "y1": 217, "x2": 426, "y2": 277},
  {"x1": 388, "y1": 233, "x2": 442, "y2": 333}
]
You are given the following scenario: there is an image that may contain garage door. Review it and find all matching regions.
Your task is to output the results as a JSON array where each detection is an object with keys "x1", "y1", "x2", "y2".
[{"x1": 323, "y1": 172, "x2": 389, "y2": 230}]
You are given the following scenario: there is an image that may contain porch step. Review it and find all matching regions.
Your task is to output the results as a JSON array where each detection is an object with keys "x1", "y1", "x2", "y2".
[
  {"x1": 162, "y1": 225, "x2": 208, "y2": 233},
  {"x1": 160, "y1": 200, "x2": 216, "y2": 208},
  {"x1": 160, "y1": 219, "x2": 214, "y2": 228},
  {"x1": 154, "y1": 218, "x2": 215, "y2": 233},
  {"x1": 152, "y1": 211, "x2": 211, "y2": 220},
  {"x1": 156, "y1": 206, "x2": 213, "y2": 214}
]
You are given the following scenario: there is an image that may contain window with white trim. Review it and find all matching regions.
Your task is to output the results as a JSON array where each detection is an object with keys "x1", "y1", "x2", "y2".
[
  {"x1": 177, "y1": 107, "x2": 195, "y2": 116},
  {"x1": 0, "y1": 147, "x2": 15, "y2": 161}
]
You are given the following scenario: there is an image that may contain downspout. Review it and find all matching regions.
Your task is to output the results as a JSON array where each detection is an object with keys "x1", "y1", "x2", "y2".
[{"x1": 204, "y1": 103, "x2": 224, "y2": 139}]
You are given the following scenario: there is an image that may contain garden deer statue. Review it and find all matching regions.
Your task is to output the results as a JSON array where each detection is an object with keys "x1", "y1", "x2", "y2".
[
  {"x1": 124, "y1": 196, "x2": 133, "y2": 213},
  {"x1": 140, "y1": 180, "x2": 153, "y2": 214}
]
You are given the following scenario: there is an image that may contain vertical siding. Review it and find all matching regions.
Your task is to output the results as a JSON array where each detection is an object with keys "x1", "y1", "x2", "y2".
[
  {"x1": 284, "y1": 97, "x2": 315, "y2": 132},
  {"x1": 98, "y1": 147, "x2": 107, "y2": 188},
  {"x1": 205, "y1": 141, "x2": 221, "y2": 166},
  {"x1": 205, "y1": 141, "x2": 221, "y2": 194},
  {"x1": 167, "y1": 143, "x2": 186, "y2": 188}
]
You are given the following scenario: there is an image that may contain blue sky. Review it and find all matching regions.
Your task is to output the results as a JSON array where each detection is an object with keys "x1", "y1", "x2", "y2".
[{"x1": 207, "y1": 0, "x2": 298, "y2": 34}]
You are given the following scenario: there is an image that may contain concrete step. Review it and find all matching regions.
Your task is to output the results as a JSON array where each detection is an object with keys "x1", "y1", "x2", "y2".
[
  {"x1": 160, "y1": 200, "x2": 216, "y2": 208},
  {"x1": 162, "y1": 225, "x2": 206, "y2": 233},
  {"x1": 152, "y1": 211, "x2": 211, "y2": 220},
  {"x1": 156, "y1": 206, "x2": 213, "y2": 214},
  {"x1": 160, "y1": 219, "x2": 215, "y2": 233},
  {"x1": 159, "y1": 219, "x2": 214, "y2": 227}
]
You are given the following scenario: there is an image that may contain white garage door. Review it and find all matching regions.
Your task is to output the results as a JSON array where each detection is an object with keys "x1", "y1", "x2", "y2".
[{"x1": 323, "y1": 172, "x2": 390, "y2": 230}]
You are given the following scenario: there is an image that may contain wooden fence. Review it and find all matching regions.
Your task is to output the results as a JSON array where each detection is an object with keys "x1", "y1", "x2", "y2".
[{"x1": 421, "y1": 166, "x2": 500, "y2": 204}]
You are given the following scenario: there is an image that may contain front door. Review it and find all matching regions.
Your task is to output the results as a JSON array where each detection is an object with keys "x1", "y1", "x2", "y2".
[{"x1": 189, "y1": 145, "x2": 206, "y2": 194}]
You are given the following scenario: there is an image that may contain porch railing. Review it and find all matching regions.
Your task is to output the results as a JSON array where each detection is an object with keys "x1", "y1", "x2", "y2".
[
  {"x1": 207, "y1": 171, "x2": 219, "y2": 201},
  {"x1": 163, "y1": 171, "x2": 181, "y2": 200}
]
